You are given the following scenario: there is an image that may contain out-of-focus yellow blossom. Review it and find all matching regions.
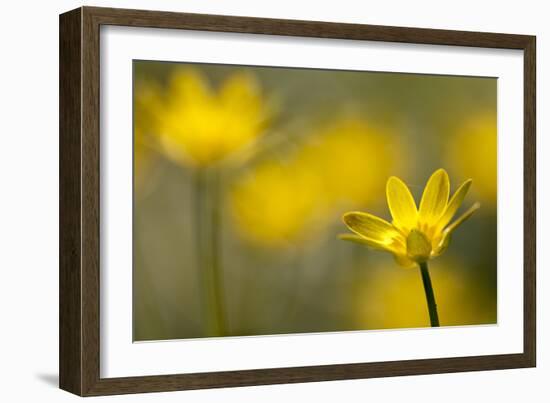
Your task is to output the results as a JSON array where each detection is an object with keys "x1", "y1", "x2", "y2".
[
  {"x1": 352, "y1": 259, "x2": 496, "y2": 329},
  {"x1": 230, "y1": 161, "x2": 325, "y2": 248},
  {"x1": 231, "y1": 118, "x2": 400, "y2": 248},
  {"x1": 154, "y1": 68, "x2": 270, "y2": 167},
  {"x1": 297, "y1": 119, "x2": 397, "y2": 207},
  {"x1": 134, "y1": 81, "x2": 163, "y2": 188},
  {"x1": 446, "y1": 114, "x2": 497, "y2": 204},
  {"x1": 341, "y1": 169, "x2": 480, "y2": 268}
]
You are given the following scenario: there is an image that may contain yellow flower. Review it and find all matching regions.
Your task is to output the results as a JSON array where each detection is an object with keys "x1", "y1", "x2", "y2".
[
  {"x1": 155, "y1": 68, "x2": 270, "y2": 167},
  {"x1": 341, "y1": 169, "x2": 480, "y2": 268},
  {"x1": 230, "y1": 160, "x2": 324, "y2": 248}
]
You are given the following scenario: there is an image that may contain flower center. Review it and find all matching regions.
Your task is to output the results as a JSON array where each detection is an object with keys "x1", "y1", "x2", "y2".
[{"x1": 406, "y1": 229, "x2": 432, "y2": 263}]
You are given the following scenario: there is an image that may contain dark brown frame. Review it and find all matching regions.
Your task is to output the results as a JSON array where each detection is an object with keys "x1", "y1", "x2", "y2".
[{"x1": 60, "y1": 6, "x2": 536, "y2": 396}]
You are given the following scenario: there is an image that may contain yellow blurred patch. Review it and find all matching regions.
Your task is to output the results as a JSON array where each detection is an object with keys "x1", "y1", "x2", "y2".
[
  {"x1": 230, "y1": 118, "x2": 402, "y2": 248},
  {"x1": 446, "y1": 114, "x2": 497, "y2": 205},
  {"x1": 298, "y1": 119, "x2": 399, "y2": 207},
  {"x1": 230, "y1": 160, "x2": 326, "y2": 248},
  {"x1": 352, "y1": 257, "x2": 496, "y2": 329}
]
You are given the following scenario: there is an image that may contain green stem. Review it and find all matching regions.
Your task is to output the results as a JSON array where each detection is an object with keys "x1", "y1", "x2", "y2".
[
  {"x1": 209, "y1": 168, "x2": 227, "y2": 336},
  {"x1": 419, "y1": 261, "x2": 440, "y2": 327},
  {"x1": 194, "y1": 167, "x2": 227, "y2": 337},
  {"x1": 194, "y1": 169, "x2": 208, "y2": 334}
]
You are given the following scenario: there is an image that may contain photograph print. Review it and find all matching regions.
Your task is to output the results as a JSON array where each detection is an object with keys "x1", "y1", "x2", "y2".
[{"x1": 132, "y1": 60, "x2": 497, "y2": 341}]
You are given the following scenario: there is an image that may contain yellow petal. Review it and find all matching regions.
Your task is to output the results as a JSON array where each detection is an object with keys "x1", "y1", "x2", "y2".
[
  {"x1": 342, "y1": 212, "x2": 404, "y2": 247},
  {"x1": 169, "y1": 69, "x2": 211, "y2": 103},
  {"x1": 419, "y1": 169, "x2": 450, "y2": 230},
  {"x1": 339, "y1": 234, "x2": 398, "y2": 253},
  {"x1": 445, "y1": 202, "x2": 480, "y2": 233},
  {"x1": 393, "y1": 254, "x2": 417, "y2": 268},
  {"x1": 220, "y1": 72, "x2": 261, "y2": 108},
  {"x1": 433, "y1": 202, "x2": 481, "y2": 255},
  {"x1": 386, "y1": 176, "x2": 418, "y2": 233},
  {"x1": 436, "y1": 179, "x2": 472, "y2": 232},
  {"x1": 339, "y1": 234, "x2": 411, "y2": 267},
  {"x1": 431, "y1": 233, "x2": 451, "y2": 257}
]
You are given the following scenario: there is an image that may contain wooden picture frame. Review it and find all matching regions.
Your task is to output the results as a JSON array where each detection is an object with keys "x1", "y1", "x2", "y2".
[{"x1": 59, "y1": 6, "x2": 536, "y2": 396}]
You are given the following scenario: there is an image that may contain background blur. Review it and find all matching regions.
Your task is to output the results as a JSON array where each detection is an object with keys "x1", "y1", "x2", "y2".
[{"x1": 133, "y1": 60, "x2": 497, "y2": 341}]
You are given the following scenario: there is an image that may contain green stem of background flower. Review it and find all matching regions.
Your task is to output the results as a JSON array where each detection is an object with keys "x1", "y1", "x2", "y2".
[
  {"x1": 194, "y1": 168, "x2": 227, "y2": 337},
  {"x1": 419, "y1": 261, "x2": 440, "y2": 327},
  {"x1": 209, "y1": 167, "x2": 227, "y2": 336}
]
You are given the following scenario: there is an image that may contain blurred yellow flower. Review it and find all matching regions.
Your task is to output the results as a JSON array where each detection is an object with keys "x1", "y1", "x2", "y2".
[
  {"x1": 446, "y1": 114, "x2": 497, "y2": 204},
  {"x1": 230, "y1": 118, "x2": 400, "y2": 248},
  {"x1": 341, "y1": 169, "x2": 480, "y2": 268},
  {"x1": 230, "y1": 161, "x2": 325, "y2": 248},
  {"x1": 154, "y1": 68, "x2": 270, "y2": 167},
  {"x1": 352, "y1": 259, "x2": 496, "y2": 329},
  {"x1": 297, "y1": 119, "x2": 397, "y2": 207}
]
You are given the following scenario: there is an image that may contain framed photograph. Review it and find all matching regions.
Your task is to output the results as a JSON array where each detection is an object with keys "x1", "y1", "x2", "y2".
[{"x1": 59, "y1": 6, "x2": 536, "y2": 396}]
